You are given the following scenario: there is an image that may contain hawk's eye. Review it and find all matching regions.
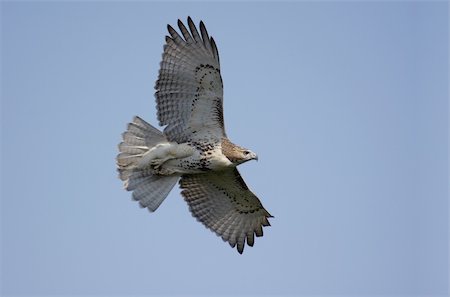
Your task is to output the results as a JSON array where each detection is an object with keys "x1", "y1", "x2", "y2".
[{"x1": 243, "y1": 151, "x2": 250, "y2": 155}]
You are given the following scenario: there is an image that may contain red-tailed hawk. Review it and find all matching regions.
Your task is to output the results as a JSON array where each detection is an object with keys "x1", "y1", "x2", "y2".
[{"x1": 117, "y1": 17, "x2": 272, "y2": 254}]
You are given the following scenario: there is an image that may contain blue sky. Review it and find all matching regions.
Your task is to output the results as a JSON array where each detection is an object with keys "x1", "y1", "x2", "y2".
[{"x1": 1, "y1": 1, "x2": 448, "y2": 296}]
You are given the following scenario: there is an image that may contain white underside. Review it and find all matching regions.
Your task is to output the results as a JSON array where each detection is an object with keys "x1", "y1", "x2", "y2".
[{"x1": 137, "y1": 141, "x2": 233, "y2": 175}]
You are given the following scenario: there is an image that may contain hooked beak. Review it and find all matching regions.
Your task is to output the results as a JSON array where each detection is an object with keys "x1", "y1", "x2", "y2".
[{"x1": 253, "y1": 154, "x2": 259, "y2": 161}]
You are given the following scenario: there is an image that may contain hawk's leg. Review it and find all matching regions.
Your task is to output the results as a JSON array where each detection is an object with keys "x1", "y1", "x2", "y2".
[{"x1": 137, "y1": 142, "x2": 195, "y2": 170}]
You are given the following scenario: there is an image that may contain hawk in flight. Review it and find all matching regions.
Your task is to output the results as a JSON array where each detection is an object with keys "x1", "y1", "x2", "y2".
[{"x1": 117, "y1": 17, "x2": 272, "y2": 254}]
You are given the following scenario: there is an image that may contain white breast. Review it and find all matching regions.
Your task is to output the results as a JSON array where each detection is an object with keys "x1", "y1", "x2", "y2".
[{"x1": 207, "y1": 149, "x2": 233, "y2": 170}]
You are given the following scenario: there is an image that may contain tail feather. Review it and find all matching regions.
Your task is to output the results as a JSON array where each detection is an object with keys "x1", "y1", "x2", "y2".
[
  {"x1": 117, "y1": 116, "x2": 178, "y2": 212},
  {"x1": 129, "y1": 171, "x2": 179, "y2": 211},
  {"x1": 121, "y1": 131, "x2": 145, "y2": 146},
  {"x1": 133, "y1": 117, "x2": 166, "y2": 142}
]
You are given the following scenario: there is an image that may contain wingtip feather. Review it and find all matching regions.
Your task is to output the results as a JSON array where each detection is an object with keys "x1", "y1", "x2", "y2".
[{"x1": 187, "y1": 16, "x2": 193, "y2": 23}]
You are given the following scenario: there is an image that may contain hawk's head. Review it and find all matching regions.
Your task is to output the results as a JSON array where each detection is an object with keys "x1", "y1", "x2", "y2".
[
  {"x1": 228, "y1": 146, "x2": 258, "y2": 165},
  {"x1": 239, "y1": 148, "x2": 258, "y2": 164},
  {"x1": 221, "y1": 138, "x2": 258, "y2": 165}
]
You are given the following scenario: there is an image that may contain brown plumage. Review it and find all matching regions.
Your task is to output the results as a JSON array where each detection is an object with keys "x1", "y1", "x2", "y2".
[{"x1": 221, "y1": 138, "x2": 252, "y2": 164}]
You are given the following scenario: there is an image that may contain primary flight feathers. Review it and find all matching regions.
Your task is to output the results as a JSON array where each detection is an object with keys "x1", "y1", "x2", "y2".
[{"x1": 117, "y1": 17, "x2": 271, "y2": 254}]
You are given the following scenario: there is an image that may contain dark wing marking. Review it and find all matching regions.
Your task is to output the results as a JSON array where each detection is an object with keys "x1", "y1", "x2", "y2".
[{"x1": 180, "y1": 168, "x2": 272, "y2": 254}]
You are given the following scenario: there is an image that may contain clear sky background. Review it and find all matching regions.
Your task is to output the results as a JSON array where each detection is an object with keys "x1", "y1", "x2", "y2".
[{"x1": 1, "y1": 1, "x2": 448, "y2": 296}]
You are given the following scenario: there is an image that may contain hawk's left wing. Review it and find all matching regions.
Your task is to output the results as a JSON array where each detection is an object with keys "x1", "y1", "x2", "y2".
[
  {"x1": 180, "y1": 168, "x2": 272, "y2": 254},
  {"x1": 155, "y1": 17, "x2": 225, "y2": 143}
]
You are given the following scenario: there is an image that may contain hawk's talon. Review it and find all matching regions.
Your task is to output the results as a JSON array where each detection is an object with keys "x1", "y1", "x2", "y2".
[{"x1": 150, "y1": 158, "x2": 169, "y2": 169}]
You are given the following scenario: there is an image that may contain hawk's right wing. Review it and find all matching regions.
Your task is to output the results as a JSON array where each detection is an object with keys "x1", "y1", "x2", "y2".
[
  {"x1": 179, "y1": 168, "x2": 272, "y2": 254},
  {"x1": 155, "y1": 17, "x2": 226, "y2": 143}
]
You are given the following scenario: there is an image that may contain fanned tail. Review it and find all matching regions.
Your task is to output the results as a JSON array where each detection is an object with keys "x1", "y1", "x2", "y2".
[{"x1": 117, "y1": 116, "x2": 179, "y2": 211}]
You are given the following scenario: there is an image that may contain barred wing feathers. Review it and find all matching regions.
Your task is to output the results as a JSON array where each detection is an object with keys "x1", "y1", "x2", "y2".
[
  {"x1": 155, "y1": 17, "x2": 225, "y2": 143},
  {"x1": 180, "y1": 168, "x2": 272, "y2": 254}
]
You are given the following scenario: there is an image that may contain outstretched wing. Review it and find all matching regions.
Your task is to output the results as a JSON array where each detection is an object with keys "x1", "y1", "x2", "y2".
[
  {"x1": 155, "y1": 17, "x2": 225, "y2": 143},
  {"x1": 180, "y1": 168, "x2": 272, "y2": 254}
]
